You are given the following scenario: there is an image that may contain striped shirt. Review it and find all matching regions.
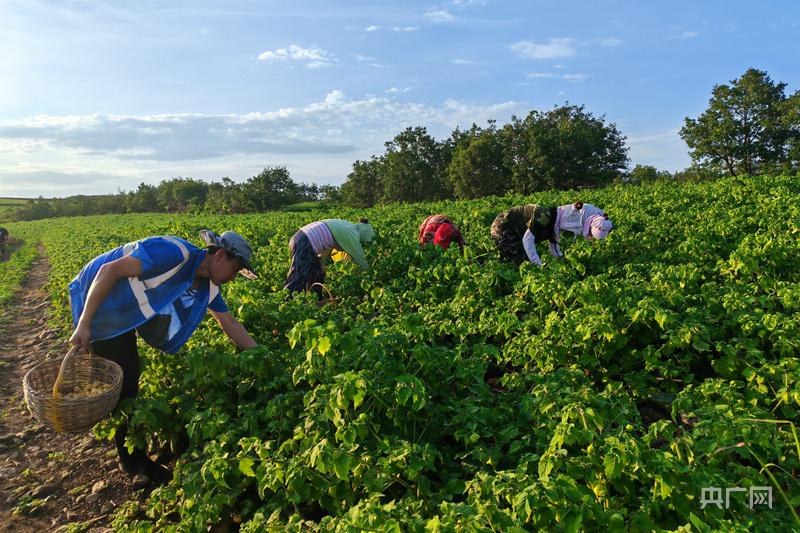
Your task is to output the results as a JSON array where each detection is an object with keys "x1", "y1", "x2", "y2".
[{"x1": 301, "y1": 221, "x2": 337, "y2": 255}]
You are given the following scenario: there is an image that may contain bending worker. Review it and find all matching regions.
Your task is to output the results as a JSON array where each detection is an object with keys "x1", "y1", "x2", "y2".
[
  {"x1": 491, "y1": 201, "x2": 613, "y2": 265},
  {"x1": 418, "y1": 214, "x2": 465, "y2": 252},
  {"x1": 285, "y1": 218, "x2": 375, "y2": 299},
  {"x1": 68, "y1": 230, "x2": 259, "y2": 486},
  {"x1": 0, "y1": 227, "x2": 8, "y2": 260}
]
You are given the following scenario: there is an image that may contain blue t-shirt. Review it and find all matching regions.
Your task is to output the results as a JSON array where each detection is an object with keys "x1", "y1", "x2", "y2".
[{"x1": 69, "y1": 236, "x2": 228, "y2": 353}]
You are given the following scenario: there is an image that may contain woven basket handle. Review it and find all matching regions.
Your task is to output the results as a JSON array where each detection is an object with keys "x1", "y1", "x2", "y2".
[
  {"x1": 52, "y1": 345, "x2": 84, "y2": 399},
  {"x1": 310, "y1": 282, "x2": 334, "y2": 301}
]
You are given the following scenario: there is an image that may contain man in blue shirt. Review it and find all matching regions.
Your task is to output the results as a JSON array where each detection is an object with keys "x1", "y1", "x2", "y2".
[{"x1": 69, "y1": 230, "x2": 259, "y2": 486}]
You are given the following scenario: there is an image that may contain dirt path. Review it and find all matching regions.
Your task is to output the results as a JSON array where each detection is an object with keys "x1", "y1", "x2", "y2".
[{"x1": 0, "y1": 249, "x2": 144, "y2": 531}]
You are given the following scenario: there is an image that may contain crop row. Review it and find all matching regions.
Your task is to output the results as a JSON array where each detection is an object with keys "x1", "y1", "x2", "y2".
[{"x1": 9, "y1": 174, "x2": 800, "y2": 531}]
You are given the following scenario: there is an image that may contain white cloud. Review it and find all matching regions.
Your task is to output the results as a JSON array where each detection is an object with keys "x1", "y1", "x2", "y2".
[
  {"x1": 0, "y1": 92, "x2": 529, "y2": 195},
  {"x1": 425, "y1": 9, "x2": 455, "y2": 22},
  {"x1": 670, "y1": 31, "x2": 699, "y2": 40},
  {"x1": 526, "y1": 72, "x2": 588, "y2": 82},
  {"x1": 452, "y1": 58, "x2": 475, "y2": 65},
  {"x1": 595, "y1": 37, "x2": 623, "y2": 47},
  {"x1": 452, "y1": 0, "x2": 487, "y2": 6},
  {"x1": 386, "y1": 87, "x2": 412, "y2": 94},
  {"x1": 354, "y1": 54, "x2": 383, "y2": 67},
  {"x1": 510, "y1": 38, "x2": 575, "y2": 59},
  {"x1": 365, "y1": 25, "x2": 379, "y2": 32},
  {"x1": 392, "y1": 26, "x2": 420, "y2": 32},
  {"x1": 257, "y1": 44, "x2": 336, "y2": 68}
]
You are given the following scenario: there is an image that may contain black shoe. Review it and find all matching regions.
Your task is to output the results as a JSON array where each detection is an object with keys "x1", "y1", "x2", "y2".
[
  {"x1": 139, "y1": 459, "x2": 172, "y2": 485},
  {"x1": 152, "y1": 447, "x2": 175, "y2": 465},
  {"x1": 118, "y1": 458, "x2": 139, "y2": 476},
  {"x1": 131, "y1": 473, "x2": 151, "y2": 490}
]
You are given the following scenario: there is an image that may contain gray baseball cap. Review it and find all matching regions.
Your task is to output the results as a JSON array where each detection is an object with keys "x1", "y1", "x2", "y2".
[{"x1": 199, "y1": 229, "x2": 257, "y2": 279}]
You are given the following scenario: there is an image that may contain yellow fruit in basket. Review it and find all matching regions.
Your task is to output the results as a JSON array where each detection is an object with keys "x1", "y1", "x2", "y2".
[{"x1": 60, "y1": 382, "x2": 111, "y2": 399}]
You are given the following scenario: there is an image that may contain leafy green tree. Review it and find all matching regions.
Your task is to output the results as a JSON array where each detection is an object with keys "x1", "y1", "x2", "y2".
[
  {"x1": 504, "y1": 105, "x2": 628, "y2": 192},
  {"x1": 782, "y1": 91, "x2": 800, "y2": 173},
  {"x1": 381, "y1": 127, "x2": 452, "y2": 203},
  {"x1": 126, "y1": 183, "x2": 159, "y2": 213},
  {"x1": 447, "y1": 123, "x2": 511, "y2": 199},
  {"x1": 206, "y1": 178, "x2": 247, "y2": 214},
  {"x1": 672, "y1": 165, "x2": 723, "y2": 182},
  {"x1": 318, "y1": 184, "x2": 341, "y2": 202},
  {"x1": 11, "y1": 198, "x2": 55, "y2": 221},
  {"x1": 626, "y1": 164, "x2": 672, "y2": 184},
  {"x1": 156, "y1": 178, "x2": 209, "y2": 212},
  {"x1": 340, "y1": 157, "x2": 384, "y2": 207},
  {"x1": 242, "y1": 166, "x2": 300, "y2": 211},
  {"x1": 681, "y1": 68, "x2": 791, "y2": 176}
]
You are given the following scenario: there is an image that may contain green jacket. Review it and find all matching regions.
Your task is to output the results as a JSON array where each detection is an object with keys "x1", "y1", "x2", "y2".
[
  {"x1": 503, "y1": 204, "x2": 557, "y2": 243},
  {"x1": 322, "y1": 219, "x2": 372, "y2": 270}
]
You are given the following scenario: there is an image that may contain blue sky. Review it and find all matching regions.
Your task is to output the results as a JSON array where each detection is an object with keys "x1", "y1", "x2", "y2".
[{"x1": 1, "y1": 0, "x2": 798, "y2": 197}]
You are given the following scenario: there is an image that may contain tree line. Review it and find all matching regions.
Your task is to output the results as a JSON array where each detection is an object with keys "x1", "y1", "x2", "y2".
[
  {"x1": 7, "y1": 168, "x2": 340, "y2": 221},
  {"x1": 5, "y1": 67, "x2": 799, "y2": 222},
  {"x1": 340, "y1": 68, "x2": 800, "y2": 207},
  {"x1": 340, "y1": 104, "x2": 629, "y2": 207}
]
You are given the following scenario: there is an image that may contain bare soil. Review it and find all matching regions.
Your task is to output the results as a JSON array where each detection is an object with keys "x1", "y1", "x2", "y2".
[{"x1": 0, "y1": 250, "x2": 147, "y2": 532}]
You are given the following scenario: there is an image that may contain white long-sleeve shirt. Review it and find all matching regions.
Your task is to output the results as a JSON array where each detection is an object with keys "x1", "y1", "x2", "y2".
[{"x1": 522, "y1": 203, "x2": 607, "y2": 265}]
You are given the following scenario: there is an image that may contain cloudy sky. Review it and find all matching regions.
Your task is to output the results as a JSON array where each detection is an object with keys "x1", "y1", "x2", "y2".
[{"x1": 1, "y1": 0, "x2": 798, "y2": 197}]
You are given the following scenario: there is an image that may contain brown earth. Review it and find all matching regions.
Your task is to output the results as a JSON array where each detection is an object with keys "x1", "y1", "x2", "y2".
[{"x1": 0, "y1": 250, "x2": 148, "y2": 532}]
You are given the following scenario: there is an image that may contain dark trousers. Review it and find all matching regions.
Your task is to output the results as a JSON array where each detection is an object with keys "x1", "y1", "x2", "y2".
[
  {"x1": 91, "y1": 330, "x2": 147, "y2": 470},
  {"x1": 490, "y1": 214, "x2": 527, "y2": 264},
  {"x1": 284, "y1": 230, "x2": 325, "y2": 299}
]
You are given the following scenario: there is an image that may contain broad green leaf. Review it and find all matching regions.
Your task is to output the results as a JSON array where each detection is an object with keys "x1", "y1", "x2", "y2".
[
  {"x1": 238, "y1": 457, "x2": 256, "y2": 477},
  {"x1": 318, "y1": 336, "x2": 332, "y2": 355}
]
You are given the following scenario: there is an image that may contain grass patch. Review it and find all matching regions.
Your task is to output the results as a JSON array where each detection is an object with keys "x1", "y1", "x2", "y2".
[
  {"x1": 0, "y1": 197, "x2": 30, "y2": 221},
  {"x1": 62, "y1": 523, "x2": 91, "y2": 533},
  {"x1": 12, "y1": 495, "x2": 46, "y2": 516},
  {"x1": 280, "y1": 200, "x2": 339, "y2": 212},
  {"x1": 67, "y1": 484, "x2": 87, "y2": 496}
]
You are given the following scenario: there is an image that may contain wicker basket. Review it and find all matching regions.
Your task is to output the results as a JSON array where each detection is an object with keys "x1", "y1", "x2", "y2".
[
  {"x1": 23, "y1": 345, "x2": 123, "y2": 433},
  {"x1": 310, "y1": 283, "x2": 338, "y2": 306}
]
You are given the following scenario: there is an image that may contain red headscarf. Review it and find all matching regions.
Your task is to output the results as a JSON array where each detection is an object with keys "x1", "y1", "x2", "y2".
[{"x1": 433, "y1": 223, "x2": 456, "y2": 250}]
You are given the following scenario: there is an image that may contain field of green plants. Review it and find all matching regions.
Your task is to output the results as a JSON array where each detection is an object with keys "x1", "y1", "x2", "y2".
[
  {"x1": 0, "y1": 197, "x2": 30, "y2": 220},
  {"x1": 0, "y1": 225, "x2": 38, "y2": 309},
  {"x1": 5, "y1": 175, "x2": 800, "y2": 531}
]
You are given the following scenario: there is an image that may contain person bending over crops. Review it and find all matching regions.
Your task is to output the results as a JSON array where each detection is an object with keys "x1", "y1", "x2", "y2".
[
  {"x1": 418, "y1": 214, "x2": 466, "y2": 252},
  {"x1": 0, "y1": 227, "x2": 8, "y2": 260},
  {"x1": 285, "y1": 218, "x2": 374, "y2": 300},
  {"x1": 68, "y1": 230, "x2": 259, "y2": 487},
  {"x1": 491, "y1": 202, "x2": 613, "y2": 265}
]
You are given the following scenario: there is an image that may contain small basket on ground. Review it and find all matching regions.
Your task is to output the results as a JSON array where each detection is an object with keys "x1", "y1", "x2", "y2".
[
  {"x1": 310, "y1": 283, "x2": 339, "y2": 306},
  {"x1": 23, "y1": 345, "x2": 123, "y2": 433}
]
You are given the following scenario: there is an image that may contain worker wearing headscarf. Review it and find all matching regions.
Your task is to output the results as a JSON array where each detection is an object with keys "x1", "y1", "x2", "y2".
[{"x1": 491, "y1": 201, "x2": 613, "y2": 265}]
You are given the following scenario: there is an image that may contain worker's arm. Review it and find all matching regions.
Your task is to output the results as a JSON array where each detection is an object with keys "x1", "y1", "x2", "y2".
[
  {"x1": 209, "y1": 309, "x2": 258, "y2": 350},
  {"x1": 69, "y1": 255, "x2": 143, "y2": 352},
  {"x1": 522, "y1": 229, "x2": 543, "y2": 266}
]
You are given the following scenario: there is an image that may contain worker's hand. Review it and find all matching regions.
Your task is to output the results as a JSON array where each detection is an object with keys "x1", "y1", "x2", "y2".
[{"x1": 68, "y1": 323, "x2": 92, "y2": 353}]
